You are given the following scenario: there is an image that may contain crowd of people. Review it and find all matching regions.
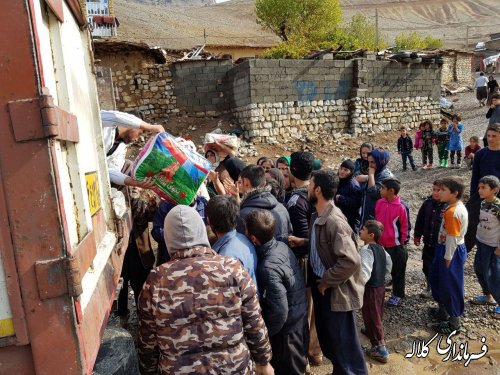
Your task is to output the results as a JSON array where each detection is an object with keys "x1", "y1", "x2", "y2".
[{"x1": 102, "y1": 106, "x2": 500, "y2": 375}]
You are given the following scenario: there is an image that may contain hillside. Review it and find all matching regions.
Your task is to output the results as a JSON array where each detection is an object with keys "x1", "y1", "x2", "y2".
[
  {"x1": 115, "y1": 0, "x2": 500, "y2": 50},
  {"x1": 130, "y1": 0, "x2": 214, "y2": 5}
]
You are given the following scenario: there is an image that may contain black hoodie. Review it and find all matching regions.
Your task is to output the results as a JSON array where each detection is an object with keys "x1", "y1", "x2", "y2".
[{"x1": 237, "y1": 188, "x2": 293, "y2": 245}]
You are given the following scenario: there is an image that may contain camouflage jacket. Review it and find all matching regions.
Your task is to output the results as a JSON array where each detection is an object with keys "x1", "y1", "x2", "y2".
[{"x1": 138, "y1": 246, "x2": 272, "y2": 374}]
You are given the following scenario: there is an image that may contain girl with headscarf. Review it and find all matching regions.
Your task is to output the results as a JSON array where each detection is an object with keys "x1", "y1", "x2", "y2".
[
  {"x1": 359, "y1": 148, "x2": 395, "y2": 228},
  {"x1": 257, "y1": 157, "x2": 275, "y2": 171},
  {"x1": 353, "y1": 142, "x2": 374, "y2": 185},
  {"x1": 335, "y1": 159, "x2": 362, "y2": 232},
  {"x1": 265, "y1": 168, "x2": 286, "y2": 203}
]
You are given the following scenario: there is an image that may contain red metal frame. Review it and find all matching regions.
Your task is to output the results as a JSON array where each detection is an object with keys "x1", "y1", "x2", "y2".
[{"x1": 0, "y1": 1, "x2": 130, "y2": 373}]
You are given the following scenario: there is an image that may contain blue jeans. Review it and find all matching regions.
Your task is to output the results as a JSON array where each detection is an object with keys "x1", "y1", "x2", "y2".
[
  {"x1": 474, "y1": 241, "x2": 500, "y2": 303},
  {"x1": 401, "y1": 151, "x2": 415, "y2": 170}
]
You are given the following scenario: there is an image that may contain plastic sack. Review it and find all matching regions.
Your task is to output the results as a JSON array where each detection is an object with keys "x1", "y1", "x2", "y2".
[
  {"x1": 133, "y1": 132, "x2": 211, "y2": 205},
  {"x1": 204, "y1": 132, "x2": 240, "y2": 150}
]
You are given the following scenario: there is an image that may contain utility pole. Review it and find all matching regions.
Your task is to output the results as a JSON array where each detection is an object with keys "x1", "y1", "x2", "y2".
[
  {"x1": 465, "y1": 25, "x2": 469, "y2": 49},
  {"x1": 375, "y1": 8, "x2": 379, "y2": 51}
]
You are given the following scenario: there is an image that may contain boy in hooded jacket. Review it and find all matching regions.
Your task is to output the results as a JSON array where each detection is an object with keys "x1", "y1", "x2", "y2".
[
  {"x1": 359, "y1": 149, "x2": 395, "y2": 229},
  {"x1": 375, "y1": 178, "x2": 408, "y2": 307},
  {"x1": 246, "y1": 209, "x2": 308, "y2": 375}
]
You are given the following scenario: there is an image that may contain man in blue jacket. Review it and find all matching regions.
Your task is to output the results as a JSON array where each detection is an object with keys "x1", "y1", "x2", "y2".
[{"x1": 207, "y1": 195, "x2": 258, "y2": 287}]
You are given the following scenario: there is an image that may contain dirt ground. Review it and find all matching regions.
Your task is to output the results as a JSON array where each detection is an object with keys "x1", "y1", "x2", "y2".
[{"x1": 110, "y1": 88, "x2": 500, "y2": 374}]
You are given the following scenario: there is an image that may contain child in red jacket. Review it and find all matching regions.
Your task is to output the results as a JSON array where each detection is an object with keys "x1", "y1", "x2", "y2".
[{"x1": 375, "y1": 178, "x2": 409, "y2": 307}]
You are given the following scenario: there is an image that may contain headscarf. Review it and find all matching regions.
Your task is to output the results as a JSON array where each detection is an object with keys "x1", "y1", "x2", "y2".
[
  {"x1": 266, "y1": 168, "x2": 286, "y2": 202},
  {"x1": 276, "y1": 156, "x2": 291, "y2": 166},
  {"x1": 358, "y1": 142, "x2": 374, "y2": 175},
  {"x1": 369, "y1": 148, "x2": 391, "y2": 173}
]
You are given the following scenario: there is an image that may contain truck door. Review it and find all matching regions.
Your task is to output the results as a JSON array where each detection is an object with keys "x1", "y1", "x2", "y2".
[{"x1": 0, "y1": 1, "x2": 129, "y2": 374}]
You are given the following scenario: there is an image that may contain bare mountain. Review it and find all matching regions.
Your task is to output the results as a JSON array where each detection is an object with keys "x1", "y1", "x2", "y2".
[
  {"x1": 129, "y1": 0, "x2": 215, "y2": 5},
  {"x1": 114, "y1": 0, "x2": 500, "y2": 50}
]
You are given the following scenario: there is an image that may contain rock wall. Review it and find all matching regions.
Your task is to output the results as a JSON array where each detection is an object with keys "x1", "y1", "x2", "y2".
[
  {"x1": 441, "y1": 53, "x2": 473, "y2": 84},
  {"x1": 113, "y1": 64, "x2": 176, "y2": 120},
  {"x1": 109, "y1": 57, "x2": 442, "y2": 143},
  {"x1": 231, "y1": 59, "x2": 442, "y2": 143}
]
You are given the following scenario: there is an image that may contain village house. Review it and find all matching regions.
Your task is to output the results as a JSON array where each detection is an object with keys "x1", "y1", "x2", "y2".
[{"x1": 81, "y1": 0, "x2": 119, "y2": 37}]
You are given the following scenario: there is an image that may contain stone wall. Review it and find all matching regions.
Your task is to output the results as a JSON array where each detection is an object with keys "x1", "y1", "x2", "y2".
[
  {"x1": 112, "y1": 64, "x2": 176, "y2": 120},
  {"x1": 170, "y1": 59, "x2": 233, "y2": 116},
  {"x1": 108, "y1": 57, "x2": 442, "y2": 143},
  {"x1": 455, "y1": 53, "x2": 473, "y2": 83},
  {"x1": 231, "y1": 59, "x2": 441, "y2": 143},
  {"x1": 441, "y1": 53, "x2": 473, "y2": 84}
]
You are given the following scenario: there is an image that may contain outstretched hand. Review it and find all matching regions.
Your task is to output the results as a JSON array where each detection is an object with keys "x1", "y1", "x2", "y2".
[
  {"x1": 223, "y1": 177, "x2": 239, "y2": 198},
  {"x1": 125, "y1": 177, "x2": 155, "y2": 189},
  {"x1": 143, "y1": 123, "x2": 164, "y2": 133}
]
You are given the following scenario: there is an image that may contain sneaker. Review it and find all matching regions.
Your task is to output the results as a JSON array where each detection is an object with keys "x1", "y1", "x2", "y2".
[
  {"x1": 432, "y1": 320, "x2": 460, "y2": 334},
  {"x1": 422, "y1": 164, "x2": 428, "y2": 170},
  {"x1": 489, "y1": 306, "x2": 500, "y2": 320},
  {"x1": 428, "y1": 307, "x2": 449, "y2": 322},
  {"x1": 386, "y1": 295, "x2": 402, "y2": 307},
  {"x1": 427, "y1": 164, "x2": 433, "y2": 169},
  {"x1": 412, "y1": 166, "x2": 417, "y2": 171},
  {"x1": 366, "y1": 346, "x2": 389, "y2": 364},
  {"x1": 402, "y1": 168, "x2": 407, "y2": 171},
  {"x1": 470, "y1": 295, "x2": 497, "y2": 306}
]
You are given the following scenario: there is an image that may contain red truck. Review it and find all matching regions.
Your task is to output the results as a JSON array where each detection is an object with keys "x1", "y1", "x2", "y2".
[{"x1": 0, "y1": 1, "x2": 131, "y2": 373}]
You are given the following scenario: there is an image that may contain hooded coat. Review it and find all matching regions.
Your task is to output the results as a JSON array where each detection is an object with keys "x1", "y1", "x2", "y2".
[
  {"x1": 138, "y1": 206, "x2": 272, "y2": 375},
  {"x1": 255, "y1": 238, "x2": 307, "y2": 337},
  {"x1": 237, "y1": 188, "x2": 293, "y2": 245},
  {"x1": 359, "y1": 149, "x2": 395, "y2": 228},
  {"x1": 336, "y1": 175, "x2": 362, "y2": 232}
]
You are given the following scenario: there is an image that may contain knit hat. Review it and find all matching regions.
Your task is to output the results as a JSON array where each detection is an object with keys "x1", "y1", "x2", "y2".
[
  {"x1": 290, "y1": 151, "x2": 315, "y2": 180},
  {"x1": 223, "y1": 157, "x2": 246, "y2": 182},
  {"x1": 164, "y1": 205, "x2": 210, "y2": 254},
  {"x1": 340, "y1": 159, "x2": 355, "y2": 172}
]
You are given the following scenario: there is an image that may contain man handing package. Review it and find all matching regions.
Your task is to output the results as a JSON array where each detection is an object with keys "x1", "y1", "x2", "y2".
[
  {"x1": 101, "y1": 110, "x2": 164, "y2": 188},
  {"x1": 100, "y1": 110, "x2": 163, "y2": 326}
]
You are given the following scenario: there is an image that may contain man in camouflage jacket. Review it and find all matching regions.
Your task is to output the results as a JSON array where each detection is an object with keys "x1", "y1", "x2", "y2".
[{"x1": 138, "y1": 205, "x2": 273, "y2": 374}]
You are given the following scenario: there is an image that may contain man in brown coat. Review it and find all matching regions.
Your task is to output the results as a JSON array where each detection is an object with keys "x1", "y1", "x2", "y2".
[
  {"x1": 307, "y1": 169, "x2": 367, "y2": 375},
  {"x1": 137, "y1": 205, "x2": 274, "y2": 375}
]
